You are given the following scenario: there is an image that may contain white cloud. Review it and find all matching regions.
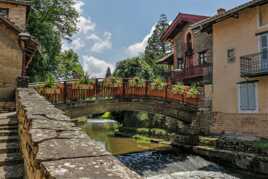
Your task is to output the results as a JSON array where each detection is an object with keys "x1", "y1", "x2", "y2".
[
  {"x1": 63, "y1": 0, "x2": 113, "y2": 77},
  {"x1": 82, "y1": 56, "x2": 114, "y2": 78},
  {"x1": 88, "y1": 32, "x2": 112, "y2": 53},
  {"x1": 126, "y1": 24, "x2": 156, "y2": 57},
  {"x1": 78, "y1": 16, "x2": 96, "y2": 34},
  {"x1": 73, "y1": 0, "x2": 85, "y2": 14}
]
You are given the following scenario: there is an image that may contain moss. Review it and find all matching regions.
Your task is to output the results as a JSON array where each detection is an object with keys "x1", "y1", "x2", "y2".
[
  {"x1": 133, "y1": 135, "x2": 152, "y2": 144},
  {"x1": 101, "y1": 112, "x2": 112, "y2": 119},
  {"x1": 255, "y1": 139, "x2": 268, "y2": 150}
]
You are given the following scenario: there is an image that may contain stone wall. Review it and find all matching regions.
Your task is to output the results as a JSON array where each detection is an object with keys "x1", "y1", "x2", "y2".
[
  {"x1": 211, "y1": 112, "x2": 268, "y2": 138},
  {"x1": 0, "y1": 22, "x2": 23, "y2": 100},
  {"x1": 0, "y1": 2, "x2": 27, "y2": 30},
  {"x1": 16, "y1": 88, "x2": 141, "y2": 179}
]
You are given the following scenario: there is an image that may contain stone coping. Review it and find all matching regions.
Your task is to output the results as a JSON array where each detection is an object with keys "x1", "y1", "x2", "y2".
[{"x1": 16, "y1": 88, "x2": 141, "y2": 179}]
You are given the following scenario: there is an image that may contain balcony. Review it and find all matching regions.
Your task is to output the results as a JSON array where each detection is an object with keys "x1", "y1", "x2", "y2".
[
  {"x1": 171, "y1": 65, "x2": 211, "y2": 83},
  {"x1": 241, "y1": 51, "x2": 268, "y2": 77}
]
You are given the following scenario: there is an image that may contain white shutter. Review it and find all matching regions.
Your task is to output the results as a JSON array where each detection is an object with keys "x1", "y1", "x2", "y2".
[
  {"x1": 240, "y1": 84, "x2": 249, "y2": 111},
  {"x1": 239, "y1": 82, "x2": 257, "y2": 112}
]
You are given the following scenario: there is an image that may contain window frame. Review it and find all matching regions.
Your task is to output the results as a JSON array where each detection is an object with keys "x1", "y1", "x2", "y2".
[
  {"x1": 198, "y1": 50, "x2": 209, "y2": 66},
  {"x1": 237, "y1": 82, "x2": 259, "y2": 113},
  {"x1": 0, "y1": 8, "x2": 9, "y2": 17},
  {"x1": 227, "y1": 48, "x2": 236, "y2": 63}
]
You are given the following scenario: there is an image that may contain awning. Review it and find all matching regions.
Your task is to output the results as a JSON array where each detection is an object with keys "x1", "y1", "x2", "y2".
[{"x1": 157, "y1": 53, "x2": 174, "y2": 65}]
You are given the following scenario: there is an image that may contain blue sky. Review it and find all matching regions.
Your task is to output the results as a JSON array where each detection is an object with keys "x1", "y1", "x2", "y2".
[{"x1": 64, "y1": 0, "x2": 249, "y2": 77}]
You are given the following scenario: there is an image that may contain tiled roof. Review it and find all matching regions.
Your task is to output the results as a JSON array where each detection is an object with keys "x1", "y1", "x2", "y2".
[
  {"x1": 161, "y1": 13, "x2": 209, "y2": 41},
  {"x1": 192, "y1": 0, "x2": 268, "y2": 30}
]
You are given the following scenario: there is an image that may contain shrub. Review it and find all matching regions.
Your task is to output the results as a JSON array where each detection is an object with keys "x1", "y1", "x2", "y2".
[
  {"x1": 129, "y1": 77, "x2": 145, "y2": 87},
  {"x1": 172, "y1": 83, "x2": 186, "y2": 95},
  {"x1": 79, "y1": 73, "x2": 94, "y2": 84},
  {"x1": 186, "y1": 85, "x2": 200, "y2": 98},
  {"x1": 104, "y1": 77, "x2": 123, "y2": 87},
  {"x1": 44, "y1": 74, "x2": 56, "y2": 88},
  {"x1": 151, "y1": 78, "x2": 166, "y2": 90}
]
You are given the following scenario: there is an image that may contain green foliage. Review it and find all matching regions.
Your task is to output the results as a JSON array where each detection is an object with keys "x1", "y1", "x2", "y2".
[
  {"x1": 44, "y1": 74, "x2": 56, "y2": 88},
  {"x1": 27, "y1": 0, "x2": 81, "y2": 82},
  {"x1": 129, "y1": 77, "x2": 145, "y2": 87},
  {"x1": 114, "y1": 56, "x2": 154, "y2": 80},
  {"x1": 104, "y1": 77, "x2": 123, "y2": 87},
  {"x1": 172, "y1": 83, "x2": 186, "y2": 95},
  {"x1": 145, "y1": 14, "x2": 172, "y2": 62},
  {"x1": 55, "y1": 50, "x2": 83, "y2": 80},
  {"x1": 151, "y1": 78, "x2": 166, "y2": 90},
  {"x1": 187, "y1": 85, "x2": 200, "y2": 98},
  {"x1": 102, "y1": 112, "x2": 112, "y2": 119},
  {"x1": 79, "y1": 73, "x2": 94, "y2": 84}
]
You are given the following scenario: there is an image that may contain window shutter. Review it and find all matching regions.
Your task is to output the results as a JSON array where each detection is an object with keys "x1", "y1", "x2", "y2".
[
  {"x1": 248, "y1": 83, "x2": 257, "y2": 110},
  {"x1": 240, "y1": 84, "x2": 249, "y2": 111}
]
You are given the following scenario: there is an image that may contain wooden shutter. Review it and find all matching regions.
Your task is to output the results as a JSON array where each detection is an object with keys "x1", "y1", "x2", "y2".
[{"x1": 239, "y1": 83, "x2": 257, "y2": 111}]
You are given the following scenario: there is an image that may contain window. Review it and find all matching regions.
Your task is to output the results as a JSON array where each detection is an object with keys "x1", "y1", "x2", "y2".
[
  {"x1": 238, "y1": 82, "x2": 258, "y2": 113},
  {"x1": 0, "y1": 8, "x2": 8, "y2": 17},
  {"x1": 227, "y1": 48, "x2": 236, "y2": 63},
  {"x1": 259, "y1": 5, "x2": 268, "y2": 27},
  {"x1": 198, "y1": 51, "x2": 208, "y2": 65},
  {"x1": 177, "y1": 58, "x2": 184, "y2": 70}
]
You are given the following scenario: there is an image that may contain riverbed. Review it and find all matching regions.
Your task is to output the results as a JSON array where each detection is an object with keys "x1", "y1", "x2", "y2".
[{"x1": 80, "y1": 118, "x2": 267, "y2": 179}]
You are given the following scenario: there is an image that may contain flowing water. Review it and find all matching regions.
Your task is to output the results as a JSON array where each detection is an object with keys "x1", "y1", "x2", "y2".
[{"x1": 80, "y1": 118, "x2": 267, "y2": 179}]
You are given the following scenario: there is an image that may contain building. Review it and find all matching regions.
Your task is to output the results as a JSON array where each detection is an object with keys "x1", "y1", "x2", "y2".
[
  {"x1": 0, "y1": 0, "x2": 38, "y2": 100},
  {"x1": 159, "y1": 13, "x2": 212, "y2": 86},
  {"x1": 192, "y1": 0, "x2": 268, "y2": 138}
]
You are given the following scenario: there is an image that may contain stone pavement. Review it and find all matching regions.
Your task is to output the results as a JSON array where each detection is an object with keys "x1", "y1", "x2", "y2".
[{"x1": 0, "y1": 112, "x2": 23, "y2": 179}]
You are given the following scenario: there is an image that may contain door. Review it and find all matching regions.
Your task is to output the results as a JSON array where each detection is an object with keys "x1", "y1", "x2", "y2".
[{"x1": 260, "y1": 33, "x2": 268, "y2": 72}]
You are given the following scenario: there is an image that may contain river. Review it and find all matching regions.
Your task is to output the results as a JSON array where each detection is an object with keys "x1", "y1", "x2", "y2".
[{"x1": 80, "y1": 118, "x2": 267, "y2": 179}]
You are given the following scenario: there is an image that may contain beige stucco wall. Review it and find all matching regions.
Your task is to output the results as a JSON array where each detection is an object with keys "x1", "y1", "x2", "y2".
[
  {"x1": 0, "y1": 2, "x2": 27, "y2": 30},
  {"x1": 0, "y1": 23, "x2": 22, "y2": 100},
  {"x1": 213, "y1": 5, "x2": 268, "y2": 114}
]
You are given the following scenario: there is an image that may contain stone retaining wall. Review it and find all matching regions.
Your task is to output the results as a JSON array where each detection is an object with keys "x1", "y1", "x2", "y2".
[{"x1": 16, "y1": 88, "x2": 141, "y2": 179}]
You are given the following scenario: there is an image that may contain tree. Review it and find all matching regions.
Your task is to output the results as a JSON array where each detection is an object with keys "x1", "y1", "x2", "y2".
[
  {"x1": 105, "y1": 67, "x2": 112, "y2": 78},
  {"x1": 114, "y1": 56, "x2": 154, "y2": 80},
  {"x1": 55, "y1": 49, "x2": 83, "y2": 80},
  {"x1": 145, "y1": 14, "x2": 172, "y2": 63},
  {"x1": 26, "y1": 0, "x2": 80, "y2": 82}
]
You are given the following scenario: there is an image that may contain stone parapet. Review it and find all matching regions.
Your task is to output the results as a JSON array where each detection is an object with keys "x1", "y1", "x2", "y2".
[{"x1": 16, "y1": 88, "x2": 141, "y2": 179}]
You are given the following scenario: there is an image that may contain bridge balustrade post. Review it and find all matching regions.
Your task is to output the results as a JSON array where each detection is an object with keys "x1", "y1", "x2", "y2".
[
  {"x1": 145, "y1": 81, "x2": 149, "y2": 96},
  {"x1": 122, "y1": 79, "x2": 128, "y2": 97},
  {"x1": 63, "y1": 81, "x2": 67, "y2": 104},
  {"x1": 165, "y1": 83, "x2": 168, "y2": 99},
  {"x1": 95, "y1": 78, "x2": 99, "y2": 99}
]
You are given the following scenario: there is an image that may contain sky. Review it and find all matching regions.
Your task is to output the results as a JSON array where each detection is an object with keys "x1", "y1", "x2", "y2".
[{"x1": 64, "y1": 0, "x2": 249, "y2": 77}]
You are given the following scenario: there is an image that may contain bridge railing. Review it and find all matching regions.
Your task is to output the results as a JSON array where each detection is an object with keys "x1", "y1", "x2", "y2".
[{"x1": 33, "y1": 78, "x2": 203, "y2": 106}]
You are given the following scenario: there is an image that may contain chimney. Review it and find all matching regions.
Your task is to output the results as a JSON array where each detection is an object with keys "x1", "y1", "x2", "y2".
[{"x1": 217, "y1": 8, "x2": 226, "y2": 16}]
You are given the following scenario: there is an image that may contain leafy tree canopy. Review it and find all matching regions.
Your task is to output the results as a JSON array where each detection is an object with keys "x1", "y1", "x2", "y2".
[
  {"x1": 27, "y1": 0, "x2": 82, "y2": 82},
  {"x1": 55, "y1": 49, "x2": 83, "y2": 80}
]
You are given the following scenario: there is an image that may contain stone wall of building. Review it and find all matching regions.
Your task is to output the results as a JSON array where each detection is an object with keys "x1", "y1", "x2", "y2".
[
  {"x1": 211, "y1": 112, "x2": 268, "y2": 138},
  {"x1": 16, "y1": 88, "x2": 141, "y2": 179},
  {"x1": 0, "y1": 23, "x2": 22, "y2": 100},
  {"x1": 0, "y1": 2, "x2": 27, "y2": 30}
]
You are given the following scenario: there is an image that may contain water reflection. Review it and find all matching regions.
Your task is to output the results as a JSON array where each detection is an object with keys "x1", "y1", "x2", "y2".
[{"x1": 82, "y1": 119, "x2": 171, "y2": 155}]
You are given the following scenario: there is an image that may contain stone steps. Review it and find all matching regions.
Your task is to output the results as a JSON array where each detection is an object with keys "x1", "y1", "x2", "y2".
[
  {"x1": 0, "y1": 112, "x2": 24, "y2": 178},
  {"x1": 0, "y1": 136, "x2": 19, "y2": 143},
  {"x1": 0, "y1": 129, "x2": 18, "y2": 137},
  {"x1": 0, "y1": 164, "x2": 24, "y2": 179},
  {"x1": 0, "y1": 153, "x2": 23, "y2": 166}
]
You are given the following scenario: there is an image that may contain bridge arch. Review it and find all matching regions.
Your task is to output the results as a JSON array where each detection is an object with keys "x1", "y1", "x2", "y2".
[{"x1": 57, "y1": 97, "x2": 198, "y2": 124}]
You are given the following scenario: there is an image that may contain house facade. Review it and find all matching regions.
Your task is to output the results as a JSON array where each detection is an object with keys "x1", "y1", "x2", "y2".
[
  {"x1": 159, "y1": 13, "x2": 212, "y2": 86},
  {"x1": 0, "y1": 0, "x2": 37, "y2": 100},
  {"x1": 193, "y1": 0, "x2": 268, "y2": 138}
]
